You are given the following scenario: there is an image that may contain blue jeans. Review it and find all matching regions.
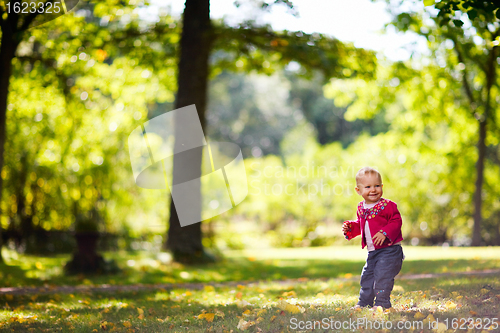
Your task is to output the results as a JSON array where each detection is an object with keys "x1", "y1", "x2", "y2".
[{"x1": 357, "y1": 245, "x2": 404, "y2": 308}]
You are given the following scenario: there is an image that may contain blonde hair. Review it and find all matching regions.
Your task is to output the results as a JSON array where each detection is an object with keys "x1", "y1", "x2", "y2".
[{"x1": 356, "y1": 167, "x2": 382, "y2": 185}]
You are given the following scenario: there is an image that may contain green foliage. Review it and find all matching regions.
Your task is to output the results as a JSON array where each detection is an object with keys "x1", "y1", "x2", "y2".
[
  {"x1": 321, "y1": 0, "x2": 500, "y2": 244},
  {"x1": 430, "y1": 0, "x2": 500, "y2": 27},
  {"x1": 1, "y1": 2, "x2": 179, "y2": 243},
  {"x1": 2, "y1": 0, "x2": 499, "y2": 253},
  {"x1": 206, "y1": 70, "x2": 298, "y2": 157},
  {"x1": 211, "y1": 21, "x2": 377, "y2": 81}
]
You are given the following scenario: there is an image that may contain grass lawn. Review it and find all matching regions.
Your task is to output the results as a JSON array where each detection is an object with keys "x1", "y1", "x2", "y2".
[{"x1": 0, "y1": 246, "x2": 499, "y2": 332}]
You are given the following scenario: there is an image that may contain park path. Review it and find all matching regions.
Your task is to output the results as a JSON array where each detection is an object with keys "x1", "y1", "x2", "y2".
[{"x1": 1, "y1": 268, "x2": 499, "y2": 296}]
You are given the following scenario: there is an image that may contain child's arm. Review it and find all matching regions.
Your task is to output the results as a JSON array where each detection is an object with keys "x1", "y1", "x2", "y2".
[
  {"x1": 343, "y1": 211, "x2": 361, "y2": 240},
  {"x1": 378, "y1": 202, "x2": 402, "y2": 244}
]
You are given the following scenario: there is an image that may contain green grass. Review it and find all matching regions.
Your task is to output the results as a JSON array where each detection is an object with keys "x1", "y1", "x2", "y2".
[
  {"x1": 1, "y1": 246, "x2": 500, "y2": 287},
  {"x1": 0, "y1": 274, "x2": 499, "y2": 332},
  {"x1": 0, "y1": 246, "x2": 500, "y2": 332}
]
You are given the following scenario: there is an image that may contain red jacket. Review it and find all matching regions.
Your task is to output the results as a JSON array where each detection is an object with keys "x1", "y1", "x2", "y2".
[{"x1": 345, "y1": 198, "x2": 403, "y2": 250}]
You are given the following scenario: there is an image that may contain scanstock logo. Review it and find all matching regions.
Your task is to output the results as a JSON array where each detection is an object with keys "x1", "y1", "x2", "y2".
[{"x1": 128, "y1": 105, "x2": 248, "y2": 227}]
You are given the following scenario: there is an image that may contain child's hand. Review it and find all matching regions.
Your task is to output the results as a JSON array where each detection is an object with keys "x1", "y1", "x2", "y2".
[
  {"x1": 372, "y1": 231, "x2": 387, "y2": 246},
  {"x1": 342, "y1": 221, "x2": 352, "y2": 239}
]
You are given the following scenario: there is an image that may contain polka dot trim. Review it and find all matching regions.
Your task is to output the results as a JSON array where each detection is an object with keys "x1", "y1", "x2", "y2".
[{"x1": 358, "y1": 198, "x2": 389, "y2": 220}]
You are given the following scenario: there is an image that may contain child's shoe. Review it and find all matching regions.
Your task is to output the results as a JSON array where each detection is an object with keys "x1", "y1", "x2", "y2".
[{"x1": 351, "y1": 304, "x2": 371, "y2": 311}]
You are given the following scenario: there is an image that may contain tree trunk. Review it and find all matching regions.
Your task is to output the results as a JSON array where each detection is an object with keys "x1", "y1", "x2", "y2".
[
  {"x1": 166, "y1": 0, "x2": 213, "y2": 263},
  {"x1": 471, "y1": 119, "x2": 486, "y2": 246},
  {"x1": 0, "y1": 28, "x2": 19, "y2": 263},
  {"x1": 471, "y1": 41, "x2": 497, "y2": 246}
]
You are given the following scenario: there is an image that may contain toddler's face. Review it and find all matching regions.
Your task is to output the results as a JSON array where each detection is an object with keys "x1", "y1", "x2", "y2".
[{"x1": 355, "y1": 173, "x2": 383, "y2": 204}]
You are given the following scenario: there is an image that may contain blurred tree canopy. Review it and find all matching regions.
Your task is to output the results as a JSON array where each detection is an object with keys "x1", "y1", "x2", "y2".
[
  {"x1": 0, "y1": 0, "x2": 498, "y2": 263},
  {"x1": 325, "y1": 0, "x2": 500, "y2": 245},
  {"x1": 165, "y1": 0, "x2": 378, "y2": 263},
  {"x1": 0, "y1": 0, "x2": 178, "y2": 260},
  {"x1": 391, "y1": 0, "x2": 499, "y2": 245},
  {"x1": 0, "y1": 0, "x2": 378, "y2": 262}
]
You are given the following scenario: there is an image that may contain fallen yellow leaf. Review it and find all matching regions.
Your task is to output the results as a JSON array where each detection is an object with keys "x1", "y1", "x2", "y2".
[
  {"x1": 282, "y1": 291, "x2": 296, "y2": 297},
  {"x1": 185, "y1": 291, "x2": 192, "y2": 296},
  {"x1": 270, "y1": 315, "x2": 277, "y2": 322},
  {"x1": 424, "y1": 314, "x2": 435, "y2": 323},
  {"x1": 198, "y1": 313, "x2": 215, "y2": 322},
  {"x1": 123, "y1": 321, "x2": 132, "y2": 327},
  {"x1": 276, "y1": 300, "x2": 304, "y2": 314},
  {"x1": 445, "y1": 301, "x2": 457, "y2": 309},
  {"x1": 236, "y1": 319, "x2": 254, "y2": 330},
  {"x1": 242, "y1": 310, "x2": 251, "y2": 316},
  {"x1": 436, "y1": 322, "x2": 447, "y2": 333},
  {"x1": 414, "y1": 312, "x2": 425, "y2": 319},
  {"x1": 480, "y1": 289, "x2": 489, "y2": 295},
  {"x1": 215, "y1": 310, "x2": 225, "y2": 318}
]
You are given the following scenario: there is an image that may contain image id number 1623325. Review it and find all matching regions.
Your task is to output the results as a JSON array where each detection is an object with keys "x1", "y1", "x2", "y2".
[
  {"x1": 442, "y1": 318, "x2": 498, "y2": 330},
  {"x1": 6, "y1": 1, "x2": 62, "y2": 14}
]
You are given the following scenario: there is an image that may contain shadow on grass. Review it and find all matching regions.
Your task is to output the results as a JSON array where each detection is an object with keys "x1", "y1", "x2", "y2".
[
  {"x1": 115, "y1": 257, "x2": 500, "y2": 285},
  {"x1": 1, "y1": 254, "x2": 500, "y2": 288}
]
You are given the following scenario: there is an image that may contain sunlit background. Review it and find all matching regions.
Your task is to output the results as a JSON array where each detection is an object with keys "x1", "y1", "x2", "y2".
[{"x1": 1, "y1": 0, "x2": 499, "y2": 258}]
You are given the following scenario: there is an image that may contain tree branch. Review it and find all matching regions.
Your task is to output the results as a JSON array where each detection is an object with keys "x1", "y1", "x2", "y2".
[
  {"x1": 16, "y1": 55, "x2": 56, "y2": 69},
  {"x1": 450, "y1": 34, "x2": 477, "y2": 115},
  {"x1": 18, "y1": 0, "x2": 55, "y2": 32},
  {"x1": 482, "y1": 28, "x2": 499, "y2": 130},
  {"x1": 212, "y1": 22, "x2": 376, "y2": 81}
]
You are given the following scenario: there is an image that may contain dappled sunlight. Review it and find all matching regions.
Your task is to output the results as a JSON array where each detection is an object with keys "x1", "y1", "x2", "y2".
[
  {"x1": 0, "y1": 251, "x2": 499, "y2": 331},
  {"x1": 1, "y1": 272, "x2": 499, "y2": 331}
]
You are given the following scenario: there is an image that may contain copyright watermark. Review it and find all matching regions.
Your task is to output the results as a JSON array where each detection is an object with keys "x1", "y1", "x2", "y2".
[
  {"x1": 290, "y1": 317, "x2": 499, "y2": 331},
  {"x1": 249, "y1": 163, "x2": 368, "y2": 199},
  {"x1": 290, "y1": 317, "x2": 423, "y2": 331},
  {"x1": 128, "y1": 105, "x2": 248, "y2": 227}
]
